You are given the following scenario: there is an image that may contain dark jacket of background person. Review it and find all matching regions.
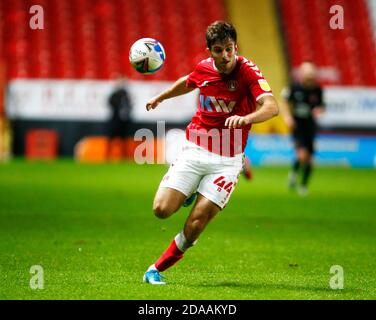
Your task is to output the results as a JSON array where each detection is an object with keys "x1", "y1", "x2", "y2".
[{"x1": 108, "y1": 85, "x2": 132, "y2": 138}]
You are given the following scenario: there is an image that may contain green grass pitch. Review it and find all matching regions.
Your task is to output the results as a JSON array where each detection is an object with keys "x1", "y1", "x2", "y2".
[{"x1": 0, "y1": 160, "x2": 375, "y2": 299}]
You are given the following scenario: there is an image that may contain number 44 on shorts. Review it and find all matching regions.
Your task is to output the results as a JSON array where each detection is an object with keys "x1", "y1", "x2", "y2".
[{"x1": 213, "y1": 176, "x2": 233, "y2": 193}]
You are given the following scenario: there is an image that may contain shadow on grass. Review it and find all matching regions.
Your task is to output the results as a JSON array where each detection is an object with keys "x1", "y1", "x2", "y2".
[{"x1": 189, "y1": 282, "x2": 361, "y2": 294}]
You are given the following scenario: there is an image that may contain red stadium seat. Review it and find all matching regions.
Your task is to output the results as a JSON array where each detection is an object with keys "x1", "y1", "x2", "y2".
[
  {"x1": 1, "y1": 0, "x2": 227, "y2": 81},
  {"x1": 279, "y1": 0, "x2": 376, "y2": 86}
]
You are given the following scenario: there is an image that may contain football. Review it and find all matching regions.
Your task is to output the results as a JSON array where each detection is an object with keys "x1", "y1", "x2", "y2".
[{"x1": 129, "y1": 38, "x2": 166, "y2": 74}]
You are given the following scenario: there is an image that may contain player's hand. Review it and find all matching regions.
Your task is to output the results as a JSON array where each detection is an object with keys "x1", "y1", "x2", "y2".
[
  {"x1": 285, "y1": 116, "x2": 295, "y2": 129},
  {"x1": 146, "y1": 97, "x2": 162, "y2": 111},
  {"x1": 312, "y1": 107, "x2": 324, "y2": 119},
  {"x1": 225, "y1": 115, "x2": 248, "y2": 129}
]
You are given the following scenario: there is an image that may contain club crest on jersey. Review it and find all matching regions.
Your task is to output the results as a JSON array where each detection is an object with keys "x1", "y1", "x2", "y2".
[
  {"x1": 227, "y1": 80, "x2": 238, "y2": 91},
  {"x1": 199, "y1": 95, "x2": 236, "y2": 113}
]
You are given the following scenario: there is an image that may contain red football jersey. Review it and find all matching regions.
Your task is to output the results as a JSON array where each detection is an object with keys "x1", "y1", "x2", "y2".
[{"x1": 185, "y1": 56, "x2": 273, "y2": 157}]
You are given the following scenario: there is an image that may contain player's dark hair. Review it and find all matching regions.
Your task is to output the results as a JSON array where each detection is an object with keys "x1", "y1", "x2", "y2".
[{"x1": 206, "y1": 21, "x2": 237, "y2": 49}]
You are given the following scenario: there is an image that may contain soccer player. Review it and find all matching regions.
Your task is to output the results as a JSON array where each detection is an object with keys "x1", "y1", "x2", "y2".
[
  {"x1": 280, "y1": 62, "x2": 325, "y2": 196},
  {"x1": 143, "y1": 21, "x2": 279, "y2": 284}
]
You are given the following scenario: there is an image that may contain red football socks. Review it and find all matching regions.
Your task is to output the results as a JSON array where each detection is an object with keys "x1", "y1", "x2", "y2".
[{"x1": 155, "y1": 239, "x2": 184, "y2": 272}]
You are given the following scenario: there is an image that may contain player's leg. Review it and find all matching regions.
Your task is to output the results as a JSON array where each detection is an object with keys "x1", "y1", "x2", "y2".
[
  {"x1": 144, "y1": 194, "x2": 220, "y2": 285},
  {"x1": 144, "y1": 186, "x2": 197, "y2": 284},
  {"x1": 298, "y1": 137, "x2": 314, "y2": 195},
  {"x1": 152, "y1": 145, "x2": 203, "y2": 218},
  {"x1": 149, "y1": 194, "x2": 220, "y2": 277},
  {"x1": 183, "y1": 193, "x2": 220, "y2": 242},
  {"x1": 296, "y1": 148, "x2": 310, "y2": 196},
  {"x1": 297, "y1": 146, "x2": 310, "y2": 163},
  {"x1": 143, "y1": 193, "x2": 198, "y2": 285},
  {"x1": 163, "y1": 169, "x2": 240, "y2": 269},
  {"x1": 288, "y1": 135, "x2": 302, "y2": 189},
  {"x1": 152, "y1": 187, "x2": 187, "y2": 219},
  {"x1": 144, "y1": 143, "x2": 203, "y2": 284},
  {"x1": 144, "y1": 159, "x2": 241, "y2": 284},
  {"x1": 151, "y1": 168, "x2": 240, "y2": 274}
]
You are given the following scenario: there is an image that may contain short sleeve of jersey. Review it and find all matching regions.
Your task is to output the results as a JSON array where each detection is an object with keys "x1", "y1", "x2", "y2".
[
  {"x1": 186, "y1": 63, "x2": 203, "y2": 89},
  {"x1": 243, "y1": 60, "x2": 273, "y2": 102}
]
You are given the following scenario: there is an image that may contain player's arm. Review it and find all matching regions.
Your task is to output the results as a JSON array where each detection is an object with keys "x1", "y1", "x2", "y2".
[
  {"x1": 280, "y1": 99, "x2": 295, "y2": 129},
  {"x1": 312, "y1": 87, "x2": 325, "y2": 118},
  {"x1": 225, "y1": 95, "x2": 279, "y2": 129},
  {"x1": 312, "y1": 105, "x2": 324, "y2": 119},
  {"x1": 146, "y1": 75, "x2": 194, "y2": 111},
  {"x1": 279, "y1": 87, "x2": 295, "y2": 129}
]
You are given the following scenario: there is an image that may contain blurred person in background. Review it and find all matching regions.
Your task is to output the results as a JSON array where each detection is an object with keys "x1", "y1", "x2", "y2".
[
  {"x1": 107, "y1": 77, "x2": 132, "y2": 158},
  {"x1": 280, "y1": 61, "x2": 325, "y2": 196}
]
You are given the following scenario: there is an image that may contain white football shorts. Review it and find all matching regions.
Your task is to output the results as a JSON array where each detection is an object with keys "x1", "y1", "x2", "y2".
[{"x1": 159, "y1": 140, "x2": 243, "y2": 209}]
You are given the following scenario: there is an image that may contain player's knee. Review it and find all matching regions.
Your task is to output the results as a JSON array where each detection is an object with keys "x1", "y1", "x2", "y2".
[
  {"x1": 189, "y1": 217, "x2": 207, "y2": 233},
  {"x1": 298, "y1": 151, "x2": 309, "y2": 163},
  {"x1": 301, "y1": 153, "x2": 311, "y2": 164},
  {"x1": 153, "y1": 201, "x2": 174, "y2": 219}
]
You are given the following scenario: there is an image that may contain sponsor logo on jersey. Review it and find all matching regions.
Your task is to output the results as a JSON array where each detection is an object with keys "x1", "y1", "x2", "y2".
[
  {"x1": 258, "y1": 79, "x2": 271, "y2": 92},
  {"x1": 199, "y1": 95, "x2": 236, "y2": 113}
]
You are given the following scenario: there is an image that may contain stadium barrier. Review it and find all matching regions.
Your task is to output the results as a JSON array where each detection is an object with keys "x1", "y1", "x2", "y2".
[
  {"x1": 74, "y1": 136, "x2": 165, "y2": 163},
  {"x1": 74, "y1": 136, "x2": 109, "y2": 163},
  {"x1": 25, "y1": 129, "x2": 58, "y2": 160},
  {"x1": 244, "y1": 133, "x2": 376, "y2": 168}
]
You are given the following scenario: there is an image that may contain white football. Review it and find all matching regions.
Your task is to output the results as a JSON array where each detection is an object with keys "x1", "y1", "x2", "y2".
[{"x1": 129, "y1": 38, "x2": 166, "y2": 74}]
